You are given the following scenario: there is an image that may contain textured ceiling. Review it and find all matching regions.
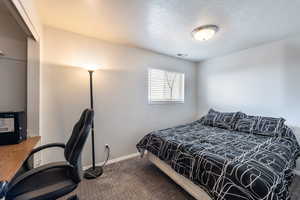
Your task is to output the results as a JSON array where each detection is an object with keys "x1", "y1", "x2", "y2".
[{"x1": 36, "y1": 0, "x2": 300, "y2": 62}]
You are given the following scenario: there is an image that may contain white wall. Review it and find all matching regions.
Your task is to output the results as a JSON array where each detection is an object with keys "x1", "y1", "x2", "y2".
[
  {"x1": 197, "y1": 34, "x2": 300, "y2": 169},
  {"x1": 0, "y1": 10, "x2": 27, "y2": 111},
  {"x1": 197, "y1": 34, "x2": 300, "y2": 125},
  {"x1": 41, "y1": 27, "x2": 197, "y2": 165}
]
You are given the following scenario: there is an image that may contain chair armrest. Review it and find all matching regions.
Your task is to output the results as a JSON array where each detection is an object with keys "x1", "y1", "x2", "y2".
[
  {"x1": 24, "y1": 143, "x2": 66, "y2": 170},
  {"x1": 29, "y1": 143, "x2": 66, "y2": 157},
  {"x1": 0, "y1": 181, "x2": 8, "y2": 198},
  {"x1": 8, "y1": 161, "x2": 74, "y2": 192}
]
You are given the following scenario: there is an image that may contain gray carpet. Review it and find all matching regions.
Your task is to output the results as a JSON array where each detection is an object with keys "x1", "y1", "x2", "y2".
[{"x1": 62, "y1": 157, "x2": 300, "y2": 200}]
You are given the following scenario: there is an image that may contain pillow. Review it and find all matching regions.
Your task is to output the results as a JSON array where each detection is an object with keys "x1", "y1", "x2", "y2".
[
  {"x1": 234, "y1": 114, "x2": 258, "y2": 133},
  {"x1": 234, "y1": 113, "x2": 286, "y2": 136},
  {"x1": 202, "y1": 109, "x2": 239, "y2": 130},
  {"x1": 252, "y1": 116, "x2": 285, "y2": 136},
  {"x1": 280, "y1": 125, "x2": 298, "y2": 141},
  {"x1": 195, "y1": 116, "x2": 206, "y2": 124}
]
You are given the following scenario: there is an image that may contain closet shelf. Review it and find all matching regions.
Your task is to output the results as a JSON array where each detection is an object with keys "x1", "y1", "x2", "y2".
[{"x1": 0, "y1": 56, "x2": 26, "y2": 63}]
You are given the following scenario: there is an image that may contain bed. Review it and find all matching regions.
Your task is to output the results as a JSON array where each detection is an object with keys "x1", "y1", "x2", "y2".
[{"x1": 136, "y1": 110, "x2": 300, "y2": 200}]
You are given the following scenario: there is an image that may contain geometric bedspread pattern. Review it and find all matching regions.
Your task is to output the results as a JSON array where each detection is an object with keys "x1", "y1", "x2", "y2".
[{"x1": 136, "y1": 120, "x2": 300, "y2": 200}]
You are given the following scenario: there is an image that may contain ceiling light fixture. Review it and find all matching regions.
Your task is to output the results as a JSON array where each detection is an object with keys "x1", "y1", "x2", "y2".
[
  {"x1": 192, "y1": 25, "x2": 219, "y2": 41},
  {"x1": 176, "y1": 53, "x2": 188, "y2": 57}
]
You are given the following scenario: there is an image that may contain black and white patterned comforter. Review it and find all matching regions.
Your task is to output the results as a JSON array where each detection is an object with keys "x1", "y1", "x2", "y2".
[{"x1": 136, "y1": 120, "x2": 300, "y2": 200}]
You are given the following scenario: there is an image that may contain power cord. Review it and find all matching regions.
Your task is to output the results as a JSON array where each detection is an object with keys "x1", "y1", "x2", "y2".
[
  {"x1": 101, "y1": 144, "x2": 110, "y2": 168},
  {"x1": 84, "y1": 145, "x2": 111, "y2": 179}
]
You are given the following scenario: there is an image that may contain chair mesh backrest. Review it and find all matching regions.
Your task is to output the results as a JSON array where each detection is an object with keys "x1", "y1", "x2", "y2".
[{"x1": 65, "y1": 109, "x2": 94, "y2": 166}]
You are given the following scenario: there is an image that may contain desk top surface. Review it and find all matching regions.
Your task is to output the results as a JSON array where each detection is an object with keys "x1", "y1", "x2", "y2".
[{"x1": 0, "y1": 136, "x2": 40, "y2": 182}]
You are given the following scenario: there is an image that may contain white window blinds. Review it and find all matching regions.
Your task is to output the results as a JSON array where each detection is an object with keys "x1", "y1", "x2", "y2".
[{"x1": 148, "y1": 68, "x2": 185, "y2": 103}]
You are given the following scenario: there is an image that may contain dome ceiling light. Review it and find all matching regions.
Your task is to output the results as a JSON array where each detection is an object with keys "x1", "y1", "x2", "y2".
[
  {"x1": 176, "y1": 53, "x2": 188, "y2": 57},
  {"x1": 192, "y1": 25, "x2": 219, "y2": 41}
]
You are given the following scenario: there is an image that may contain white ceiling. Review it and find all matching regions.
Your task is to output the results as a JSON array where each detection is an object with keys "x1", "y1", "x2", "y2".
[{"x1": 36, "y1": 0, "x2": 300, "y2": 62}]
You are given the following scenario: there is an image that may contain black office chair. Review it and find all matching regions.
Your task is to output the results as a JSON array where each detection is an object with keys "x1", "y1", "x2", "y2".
[{"x1": 6, "y1": 109, "x2": 94, "y2": 200}]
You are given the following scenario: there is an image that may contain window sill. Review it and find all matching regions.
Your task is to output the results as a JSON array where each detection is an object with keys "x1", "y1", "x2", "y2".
[{"x1": 148, "y1": 101, "x2": 184, "y2": 105}]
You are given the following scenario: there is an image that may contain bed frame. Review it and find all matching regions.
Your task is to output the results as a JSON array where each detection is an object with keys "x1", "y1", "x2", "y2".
[{"x1": 147, "y1": 152, "x2": 212, "y2": 200}]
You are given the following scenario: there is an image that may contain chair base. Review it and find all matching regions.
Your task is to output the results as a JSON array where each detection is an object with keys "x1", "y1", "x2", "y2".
[{"x1": 84, "y1": 166, "x2": 103, "y2": 179}]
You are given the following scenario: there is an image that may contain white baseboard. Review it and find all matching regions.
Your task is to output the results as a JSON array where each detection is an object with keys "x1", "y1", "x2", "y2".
[{"x1": 83, "y1": 152, "x2": 140, "y2": 170}]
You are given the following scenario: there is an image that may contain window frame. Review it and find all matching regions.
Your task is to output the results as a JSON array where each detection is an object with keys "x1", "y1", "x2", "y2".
[{"x1": 148, "y1": 68, "x2": 185, "y2": 105}]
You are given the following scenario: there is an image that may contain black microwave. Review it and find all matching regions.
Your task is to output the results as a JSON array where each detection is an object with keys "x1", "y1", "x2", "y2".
[{"x1": 0, "y1": 111, "x2": 26, "y2": 145}]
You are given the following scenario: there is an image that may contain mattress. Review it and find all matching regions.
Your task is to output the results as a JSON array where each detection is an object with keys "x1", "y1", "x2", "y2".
[{"x1": 136, "y1": 120, "x2": 300, "y2": 200}]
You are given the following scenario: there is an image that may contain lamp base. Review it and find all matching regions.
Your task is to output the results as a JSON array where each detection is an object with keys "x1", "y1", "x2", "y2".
[{"x1": 84, "y1": 166, "x2": 103, "y2": 179}]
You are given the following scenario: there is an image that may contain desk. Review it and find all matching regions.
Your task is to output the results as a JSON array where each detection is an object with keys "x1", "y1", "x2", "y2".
[{"x1": 0, "y1": 136, "x2": 40, "y2": 198}]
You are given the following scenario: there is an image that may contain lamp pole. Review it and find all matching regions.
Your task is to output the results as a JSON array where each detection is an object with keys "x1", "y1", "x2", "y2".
[
  {"x1": 84, "y1": 70, "x2": 103, "y2": 179},
  {"x1": 89, "y1": 70, "x2": 96, "y2": 170}
]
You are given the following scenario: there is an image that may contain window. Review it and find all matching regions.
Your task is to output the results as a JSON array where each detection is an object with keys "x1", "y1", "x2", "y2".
[{"x1": 148, "y1": 68, "x2": 185, "y2": 104}]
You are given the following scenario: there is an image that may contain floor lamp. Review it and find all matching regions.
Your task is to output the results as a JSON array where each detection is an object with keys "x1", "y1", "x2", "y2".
[{"x1": 84, "y1": 70, "x2": 103, "y2": 179}]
